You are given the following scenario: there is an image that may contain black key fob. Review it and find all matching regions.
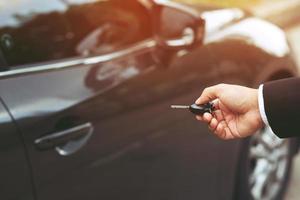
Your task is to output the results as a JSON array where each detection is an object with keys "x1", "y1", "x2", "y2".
[{"x1": 189, "y1": 103, "x2": 214, "y2": 115}]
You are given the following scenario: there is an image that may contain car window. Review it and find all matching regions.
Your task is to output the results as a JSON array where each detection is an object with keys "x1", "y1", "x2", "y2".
[{"x1": 0, "y1": 0, "x2": 151, "y2": 68}]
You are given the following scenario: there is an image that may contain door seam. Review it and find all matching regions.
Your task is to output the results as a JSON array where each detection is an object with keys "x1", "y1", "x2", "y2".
[{"x1": 0, "y1": 97, "x2": 38, "y2": 200}]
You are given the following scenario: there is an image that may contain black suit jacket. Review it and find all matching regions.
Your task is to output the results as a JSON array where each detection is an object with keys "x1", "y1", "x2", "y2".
[{"x1": 263, "y1": 77, "x2": 300, "y2": 138}]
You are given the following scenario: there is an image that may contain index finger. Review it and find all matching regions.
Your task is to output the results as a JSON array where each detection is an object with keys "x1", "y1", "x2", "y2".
[{"x1": 195, "y1": 85, "x2": 220, "y2": 105}]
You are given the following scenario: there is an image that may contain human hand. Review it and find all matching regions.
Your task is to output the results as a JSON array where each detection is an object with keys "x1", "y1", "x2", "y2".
[{"x1": 195, "y1": 84, "x2": 263, "y2": 140}]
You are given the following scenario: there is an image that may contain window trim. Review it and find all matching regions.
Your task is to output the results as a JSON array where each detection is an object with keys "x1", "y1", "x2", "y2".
[{"x1": 0, "y1": 39, "x2": 156, "y2": 79}]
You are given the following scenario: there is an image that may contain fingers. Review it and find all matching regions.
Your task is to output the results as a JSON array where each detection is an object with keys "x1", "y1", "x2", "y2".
[
  {"x1": 204, "y1": 116, "x2": 229, "y2": 139},
  {"x1": 196, "y1": 112, "x2": 218, "y2": 132},
  {"x1": 209, "y1": 118, "x2": 218, "y2": 131},
  {"x1": 214, "y1": 121, "x2": 226, "y2": 138},
  {"x1": 196, "y1": 112, "x2": 212, "y2": 121},
  {"x1": 196, "y1": 115, "x2": 203, "y2": 121},
  {"x1": 195, "y1": 84, "x2": 223, "y2": 105},
  {"x1": 196, "y1": 112, "x2": 221, "y2": 133},
  {"x1": 212, "y1": 99, "x2": 220, "y2": 110},
  {"x1": 213, "y1": 109, "x2": 223, "y2": 121},
  {"x1": 203, "y1": 112, "x2": 212, "y2": 123},
  {"x1": 195, "y1": 112, "x2": 235, "y2": 140},
  {"x1": 194, "y1": 103, "x2": 235, "y2": 140},
  {"x1": 214, "y1": 121, "x2": 234, "y2": 140}
]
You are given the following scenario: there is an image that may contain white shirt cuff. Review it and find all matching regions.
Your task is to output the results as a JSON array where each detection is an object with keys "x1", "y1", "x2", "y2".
[
  {"x1": 258, "y1": 84, "x2": 270, "y2": 126},
  {"x1": 258, "y1": 84, "x2": 277, "y2": 136}
]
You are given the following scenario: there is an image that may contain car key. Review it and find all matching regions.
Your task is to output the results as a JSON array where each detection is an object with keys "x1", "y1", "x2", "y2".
[{"x1": 171, "y1": 102, "x2": 214, "y2": 115}]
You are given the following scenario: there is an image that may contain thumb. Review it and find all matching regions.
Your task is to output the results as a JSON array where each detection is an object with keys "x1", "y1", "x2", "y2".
[{"x1": 195, "y1": 85, "x2": 221, "y2": 105}]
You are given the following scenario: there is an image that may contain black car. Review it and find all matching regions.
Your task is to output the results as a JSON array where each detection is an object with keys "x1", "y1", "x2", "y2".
[{"x1": 0, "y1": 0, "x2": 298, "y2": 200}]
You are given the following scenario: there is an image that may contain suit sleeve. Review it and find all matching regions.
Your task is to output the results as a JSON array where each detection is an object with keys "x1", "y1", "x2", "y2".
[{"x1": 262, "y1": 77, "x2": 300, "y2": 138}]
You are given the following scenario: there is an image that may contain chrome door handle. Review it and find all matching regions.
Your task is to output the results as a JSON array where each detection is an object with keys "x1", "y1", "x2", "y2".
[
  {"x1": 165, "y1": 27, "x2": 195, "y2": 47},
  {"x1": 34, "y1": 122, "x2": 94, "y2": 156}
]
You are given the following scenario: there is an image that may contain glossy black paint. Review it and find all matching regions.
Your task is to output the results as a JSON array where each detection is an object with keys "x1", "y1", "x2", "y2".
[
  {"x1": 0, "y1": 1, "x2": 298, "y2": 200},
  {"x1": 0, "y1": 99, "x2": 34, "y2": 199}
]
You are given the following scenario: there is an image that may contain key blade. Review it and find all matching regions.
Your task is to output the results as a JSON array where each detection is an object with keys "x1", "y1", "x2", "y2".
[{"x1": 171, "y1": 105, "x2": 190, "y2": 109}]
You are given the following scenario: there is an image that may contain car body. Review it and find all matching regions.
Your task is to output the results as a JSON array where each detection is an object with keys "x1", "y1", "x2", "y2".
[{"x1": 0, "y1": 0, "x2": 298, "y2": 200}]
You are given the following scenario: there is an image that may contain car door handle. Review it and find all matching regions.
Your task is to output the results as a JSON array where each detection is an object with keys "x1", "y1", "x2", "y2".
[{"x1": 34, "y1": 122, "x2": 94, "y2": 156}]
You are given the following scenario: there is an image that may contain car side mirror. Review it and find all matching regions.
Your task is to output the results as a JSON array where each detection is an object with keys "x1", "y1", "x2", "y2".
[{"x1": 152, "y1": 0, "x2": 205, "y2": 50}]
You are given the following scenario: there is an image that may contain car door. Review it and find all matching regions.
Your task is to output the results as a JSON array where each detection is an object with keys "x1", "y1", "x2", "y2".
[
  {"x1": 0, "y1": 1, "x2": 222, "y2": 200},
  {"x1": 0, "y1": 92, "x2": 34, "y2": 199}
]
